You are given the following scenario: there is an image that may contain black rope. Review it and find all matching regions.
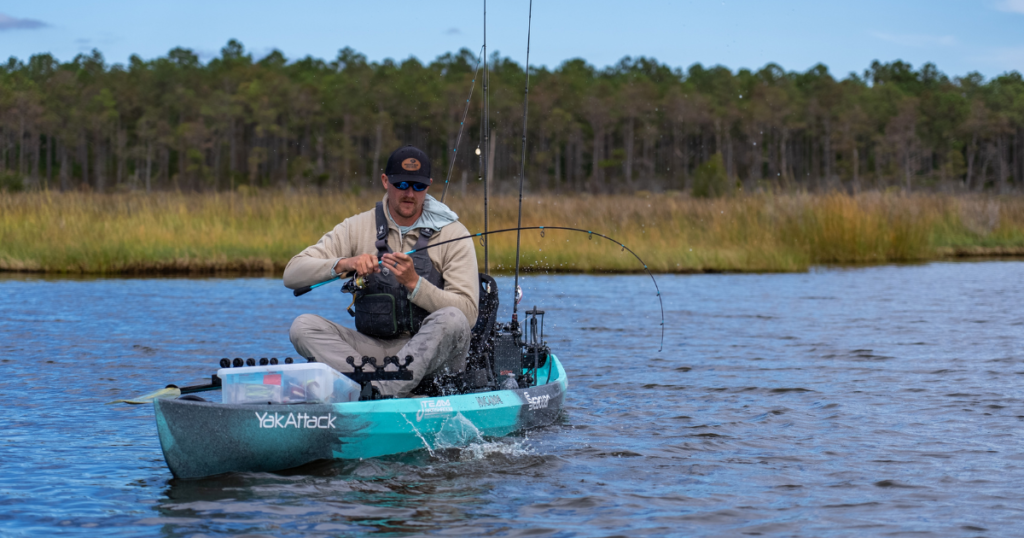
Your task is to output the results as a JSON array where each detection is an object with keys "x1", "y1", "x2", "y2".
[{"x1": 440, "y1": 45, "x2": 485, "y2": 203}]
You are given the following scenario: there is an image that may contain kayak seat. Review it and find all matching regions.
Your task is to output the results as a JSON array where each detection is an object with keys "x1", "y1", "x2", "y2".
[
  {"x1": 469, "y1": 273, "x2": 500, "y2": 365},
  {"x1": 413, "y1": 273, "x2": 499, "y2": 396}
]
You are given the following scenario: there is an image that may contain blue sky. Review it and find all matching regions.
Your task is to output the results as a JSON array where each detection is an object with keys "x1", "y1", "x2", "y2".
[{"x1": 2, "y1": 0, "x2": 1023, "y2": 79}]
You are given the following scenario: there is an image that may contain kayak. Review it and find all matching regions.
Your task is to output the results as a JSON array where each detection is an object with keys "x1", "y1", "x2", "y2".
[{"x1": 153, "y1": 355, "x2": 567, "y2": 479}]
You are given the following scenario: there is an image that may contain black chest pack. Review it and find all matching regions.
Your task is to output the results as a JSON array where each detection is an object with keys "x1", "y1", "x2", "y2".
[{"x1": 349, "y1": 202, "x2": 444, "y2": 339}]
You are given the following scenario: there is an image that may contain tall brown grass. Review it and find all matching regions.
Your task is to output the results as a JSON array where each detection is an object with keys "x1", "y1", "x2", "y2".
[{"x1": 1, "y1": 190, "x2": 1022, "y2": 274}]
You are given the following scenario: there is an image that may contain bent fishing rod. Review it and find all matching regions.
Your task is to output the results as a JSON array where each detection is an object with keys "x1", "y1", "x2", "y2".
[{"x1": 292, "y1": 226, "x2": 666, "y2": 352}]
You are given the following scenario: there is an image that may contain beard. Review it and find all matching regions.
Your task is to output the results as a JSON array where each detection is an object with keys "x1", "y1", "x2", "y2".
[{"x1": 391, "y1": 194, "x2": 422, "y2": 221}]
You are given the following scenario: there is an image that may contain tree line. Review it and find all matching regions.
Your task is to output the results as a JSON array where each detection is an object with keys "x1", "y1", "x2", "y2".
[{"x1": 1, "y1": 40, "x2": 1022, "y2": 195}]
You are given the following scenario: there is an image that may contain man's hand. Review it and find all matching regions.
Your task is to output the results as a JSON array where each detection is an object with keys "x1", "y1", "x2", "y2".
[
  {"x1": 381, "y1": 252, "x2": 420, "y2": 291},
  {"x1": 336, "y1": 254, "x2": 379, "y2": 277}
]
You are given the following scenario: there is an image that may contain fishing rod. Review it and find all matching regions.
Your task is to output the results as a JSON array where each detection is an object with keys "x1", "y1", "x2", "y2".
[
  {"x1": 439, "y1": 45, "x2": 485, "y2": 203},
  {"x1": 291, "y1": 226, "x2": 666, "y2": 352},
  {"x1": 482, "y1": 0, "x2": 490, "y2": 274},
  {"x1": 511, "y1": 0, "x2": 534, "y2": 326}
]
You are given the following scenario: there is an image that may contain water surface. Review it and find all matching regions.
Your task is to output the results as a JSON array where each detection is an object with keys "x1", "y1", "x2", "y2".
[{"x1": 1, "y1": 262, "x2": 1022, "y2": 536}]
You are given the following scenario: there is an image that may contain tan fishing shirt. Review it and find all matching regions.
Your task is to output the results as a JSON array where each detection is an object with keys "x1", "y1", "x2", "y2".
[{"x1": 283, "y1": 194, "x2": 479, "y2": 326}]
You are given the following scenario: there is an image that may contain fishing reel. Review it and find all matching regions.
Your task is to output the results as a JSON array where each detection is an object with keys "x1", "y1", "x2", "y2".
[
  {"x1": 341, "y1": 275, "x2": 368, "y2": 294},
  {"x1": 341, "y1": 275, "x2": 368, "y2": 317}
]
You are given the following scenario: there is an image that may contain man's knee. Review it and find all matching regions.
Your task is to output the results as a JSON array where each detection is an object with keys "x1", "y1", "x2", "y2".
[
  {"x1": 428, "y1": 306, "x2": 471, "y2": 335},
  {"x1": 289, "y1": 313, "x2": 324, "y2": 345}
]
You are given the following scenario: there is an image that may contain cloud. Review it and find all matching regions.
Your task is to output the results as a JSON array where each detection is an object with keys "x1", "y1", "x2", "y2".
[
  {"x1": 0, "y1": 13, "x2": 47, "y2": 31},
  {"x1": 870, "y1": 31, "x2": 957, "y2": 48},
  {"x1": 995, "y1": 0, "x2": 1024, "y2": 14},
  {"x1": 445, "y1": 27, "x2": 460, "y2": 35}
]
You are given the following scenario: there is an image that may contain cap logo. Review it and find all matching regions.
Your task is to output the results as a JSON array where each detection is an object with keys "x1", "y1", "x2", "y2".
[{"x1": 401, "y1": 158, "x2": 421, "y2": 171}]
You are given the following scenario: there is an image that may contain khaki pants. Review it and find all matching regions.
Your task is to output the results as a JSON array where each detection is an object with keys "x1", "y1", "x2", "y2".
[{"x1": 289, "y1": 307, "x2": 470, "y2": 398}]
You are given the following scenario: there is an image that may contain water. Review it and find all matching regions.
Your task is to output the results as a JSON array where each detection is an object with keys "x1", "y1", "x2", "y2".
[{"x1": 1, "y1": 262, "x2": 1022, "y2": 536}]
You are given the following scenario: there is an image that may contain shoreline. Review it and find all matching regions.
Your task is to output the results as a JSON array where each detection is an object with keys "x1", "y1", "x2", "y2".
[
  {"x1": 2, "y1": 248, "x2": 1022, "y2": 277},
  {"x1": 3, "y1": 191, "x2": 1023, "y2": 276}
]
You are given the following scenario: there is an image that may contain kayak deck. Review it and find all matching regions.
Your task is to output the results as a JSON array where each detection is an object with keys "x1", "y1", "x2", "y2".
[{"x1": 154, "y1": 355, "x2": 567, "y2": 479}]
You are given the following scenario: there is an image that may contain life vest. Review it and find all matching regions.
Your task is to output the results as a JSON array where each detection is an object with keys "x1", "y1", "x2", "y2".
[{"x1": 352, "y1": 202, "x2": 445, "y2": 339}]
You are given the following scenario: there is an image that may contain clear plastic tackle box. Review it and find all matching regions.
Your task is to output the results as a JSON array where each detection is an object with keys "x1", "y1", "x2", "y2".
[{"x1": 217, "y1": 362, "x2": 360, "y2": 405}]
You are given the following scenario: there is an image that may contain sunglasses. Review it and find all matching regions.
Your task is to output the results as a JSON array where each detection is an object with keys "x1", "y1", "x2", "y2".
[{"x1": 393, "y1": 181, "x2": 429, "y2": 192}]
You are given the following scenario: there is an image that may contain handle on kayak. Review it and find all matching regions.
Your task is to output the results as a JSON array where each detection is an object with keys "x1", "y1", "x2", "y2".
[{"x1": 165, "y1": 374, "x2": 223, "y2": 395}]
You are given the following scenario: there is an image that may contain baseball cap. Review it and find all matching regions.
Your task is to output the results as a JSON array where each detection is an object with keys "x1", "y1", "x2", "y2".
[{"x1": 384, "y1": 145, "x2": 432, "y2": 185}]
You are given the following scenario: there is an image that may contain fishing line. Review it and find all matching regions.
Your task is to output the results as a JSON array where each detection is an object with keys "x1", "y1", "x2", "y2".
[
  {"x1": 512, "y1": 0, "x2": 534, "y2": 325},
  {"x1": 440, "y1": 45, "x2": 485, "y2": 203},
  {"x1": 294, "y1": 3, "x2": 665, "y2": 352},
  {"x1": 293, "y1": 226, "x2": 666, "y2": 352}
]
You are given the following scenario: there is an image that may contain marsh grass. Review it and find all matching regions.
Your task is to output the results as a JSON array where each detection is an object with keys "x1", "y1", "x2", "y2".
[{"x1": 2, "y1": 190, "x2": 1023, "y2": 274}]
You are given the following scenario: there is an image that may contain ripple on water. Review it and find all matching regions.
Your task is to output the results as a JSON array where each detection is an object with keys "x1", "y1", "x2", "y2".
[{"x1": 1, "y1": 263, "x2": 1023, "y2": 535}]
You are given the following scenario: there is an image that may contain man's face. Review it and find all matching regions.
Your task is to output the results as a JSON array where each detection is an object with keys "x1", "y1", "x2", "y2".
[{"x1": 382, "y1": 174, "x2": 430, "y2": 223}]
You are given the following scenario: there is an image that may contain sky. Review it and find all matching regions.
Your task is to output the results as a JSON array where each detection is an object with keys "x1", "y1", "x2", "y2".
[{"x1": 2, "y1": 0, "x2": 1023, "y2": 80}]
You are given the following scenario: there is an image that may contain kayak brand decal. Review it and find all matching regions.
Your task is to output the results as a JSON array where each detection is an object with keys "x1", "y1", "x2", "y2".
[
  {"x1": 416, "y1": 399, "x2": 452, "y2": 421},
  {"x1": 524, "y1": 391, "x2": 550, "y2": 411},
  {"x1": 476, "y1": 394, "x2": 503, "y2": 408},
  {"x1": 255, "y1": 411, "x2": 336, "y2": 430}
]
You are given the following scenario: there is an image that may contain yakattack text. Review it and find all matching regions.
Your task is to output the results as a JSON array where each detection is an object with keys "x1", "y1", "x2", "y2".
[{"x1": 255, "y1": 411, "x2": 337, "y2": 429}]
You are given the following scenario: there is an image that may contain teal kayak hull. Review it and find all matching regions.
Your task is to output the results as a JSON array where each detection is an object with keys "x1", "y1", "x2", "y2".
[{"x1": 154, "y1": 356, "x2": 568, "y2": 479}]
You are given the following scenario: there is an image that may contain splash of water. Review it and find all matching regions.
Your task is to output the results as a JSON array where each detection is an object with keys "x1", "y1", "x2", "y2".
[
  {"x1": 435, "y1": 414, "x2": 536, "y2": 461},
  {"x1": 432, "y1": 412, "x2": 486, "y2": 450},
  {"x1": 458, "y1": 436, "x2": 535, "y2": 461},
  {"x1": 398, "y1": 412, "x2": 437, "y2": 458},
  {"x1": 399, "y1": 411, "x2": 537, "y2": 462}
]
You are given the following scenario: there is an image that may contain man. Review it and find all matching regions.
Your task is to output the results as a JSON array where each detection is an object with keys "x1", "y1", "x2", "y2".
[{"x1": 285, "y1": 145, "x2": 479, "y2": 397}]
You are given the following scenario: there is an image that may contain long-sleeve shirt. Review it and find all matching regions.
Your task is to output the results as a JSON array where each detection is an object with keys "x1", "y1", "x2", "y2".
[{"x1": 283, "y1": 195, "x2": 479, "y2": 325}]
